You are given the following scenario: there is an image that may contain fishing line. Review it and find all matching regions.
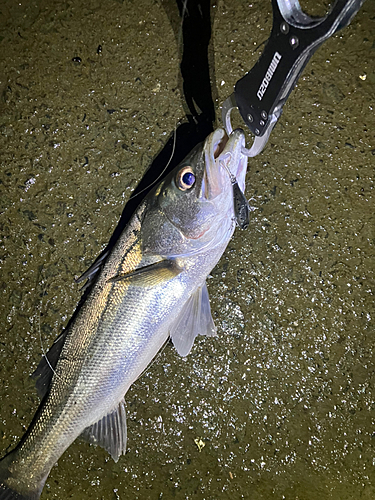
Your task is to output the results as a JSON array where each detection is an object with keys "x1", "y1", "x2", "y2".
[
  {"x1": 127, "y1": 0, "x2": 188, "y2": 203},
  {"x1": 219, "y1": 152, "x2": 236, "y2": 184},
  {"x1": 127, "y1": 122, "x2": 178, "y2": 202},
  {"x1": 37, "y1": 268, "x2": 62, "y2": 382}
]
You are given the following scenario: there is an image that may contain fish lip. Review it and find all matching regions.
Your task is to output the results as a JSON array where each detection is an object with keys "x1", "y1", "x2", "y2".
[
  {"x1": 213, "y1": 130, "x2": 229, "y2": 159},
  {"x1": 218, "y1": 128, "x2": 245, "y2": 157},
  {"x1": 219, "y1": 128, "x2": 246, "y2": 178},
  {"x1": 203, "y1": 128, "x2": 246, "y2": 199}
]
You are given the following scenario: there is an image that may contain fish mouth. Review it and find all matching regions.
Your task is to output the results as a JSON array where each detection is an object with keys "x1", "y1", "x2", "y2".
[
  {"x1": 203, "y1": 128, "x2": 246, "y2": 199},
  {"x1": 213, "y1": 130, "x2": 229, "y2": 159}
]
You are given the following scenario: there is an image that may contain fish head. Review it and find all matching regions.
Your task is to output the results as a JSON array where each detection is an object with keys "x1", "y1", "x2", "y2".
[{"x1": 142, "y1": 128, "x2": 248, "y2": 258}]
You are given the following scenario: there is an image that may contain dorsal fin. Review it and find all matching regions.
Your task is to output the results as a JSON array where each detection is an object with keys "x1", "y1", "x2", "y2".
[
  {"x1": 31, "y1": 203, "x2": 150, "y2": 400},
  {"x1": 75, "y1": 250, "x2": 109, "y2": 286},
  {"x1": 76, "y1": 200, "x2": 148, "y2": 288},
  {"x1": 31, "y1": 331, "x2": 67, "y2": 399}
]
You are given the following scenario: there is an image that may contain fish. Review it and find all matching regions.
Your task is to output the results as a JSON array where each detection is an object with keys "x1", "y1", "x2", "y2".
[{"x1": 0, "y1": 128, "x2": 248, "y2": 500}]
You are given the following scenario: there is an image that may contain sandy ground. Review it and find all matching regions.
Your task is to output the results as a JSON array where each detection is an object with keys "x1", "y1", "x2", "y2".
[{"x1": 0, "y1": 0, "x2": 374, "y2": 498}]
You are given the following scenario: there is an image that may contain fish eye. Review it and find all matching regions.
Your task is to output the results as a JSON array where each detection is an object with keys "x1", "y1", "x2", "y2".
[{"x1": 176, "y1": 166, "x2": 195, "y2": 191}]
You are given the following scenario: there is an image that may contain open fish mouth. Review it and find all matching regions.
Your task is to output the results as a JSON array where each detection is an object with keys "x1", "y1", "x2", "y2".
[
  {"x1": 213, "y1": 129, "x2": 229, "y2": 158},
  {"x1": 203, "y1": 128, "x2": 246, "y2": 199}
]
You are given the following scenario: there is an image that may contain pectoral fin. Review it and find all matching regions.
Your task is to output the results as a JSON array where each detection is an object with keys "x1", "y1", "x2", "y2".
[
  {"x1": 109, "y1": 260, "x2": 182, "y2": 287},
  {"x1": 80, "y1": 399, "x2": 127, "y2": 463},
  {"x1": 170, "y1": 282, "x2": 217, "y2": 357}
]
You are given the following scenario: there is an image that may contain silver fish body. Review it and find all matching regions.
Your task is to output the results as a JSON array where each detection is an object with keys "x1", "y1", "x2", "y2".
[{"x1": 0, "y1": 128, "x2": 248, "y2": 500}]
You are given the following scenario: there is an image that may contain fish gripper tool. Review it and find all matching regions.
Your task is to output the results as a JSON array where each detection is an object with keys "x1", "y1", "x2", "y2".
[{"x1": 222, "y1": 0, "x2": 365, "y2": 157}]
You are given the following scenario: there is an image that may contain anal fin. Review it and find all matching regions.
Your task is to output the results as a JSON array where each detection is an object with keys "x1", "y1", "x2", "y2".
[{"x1": 80, "y1": 399, "x2": 127, "y2": 463}]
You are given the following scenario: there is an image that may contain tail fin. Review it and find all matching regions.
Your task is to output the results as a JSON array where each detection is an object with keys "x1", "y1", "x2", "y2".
[{"x1": 0, "y1": 453, "x2": 42, "y2": 500}]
